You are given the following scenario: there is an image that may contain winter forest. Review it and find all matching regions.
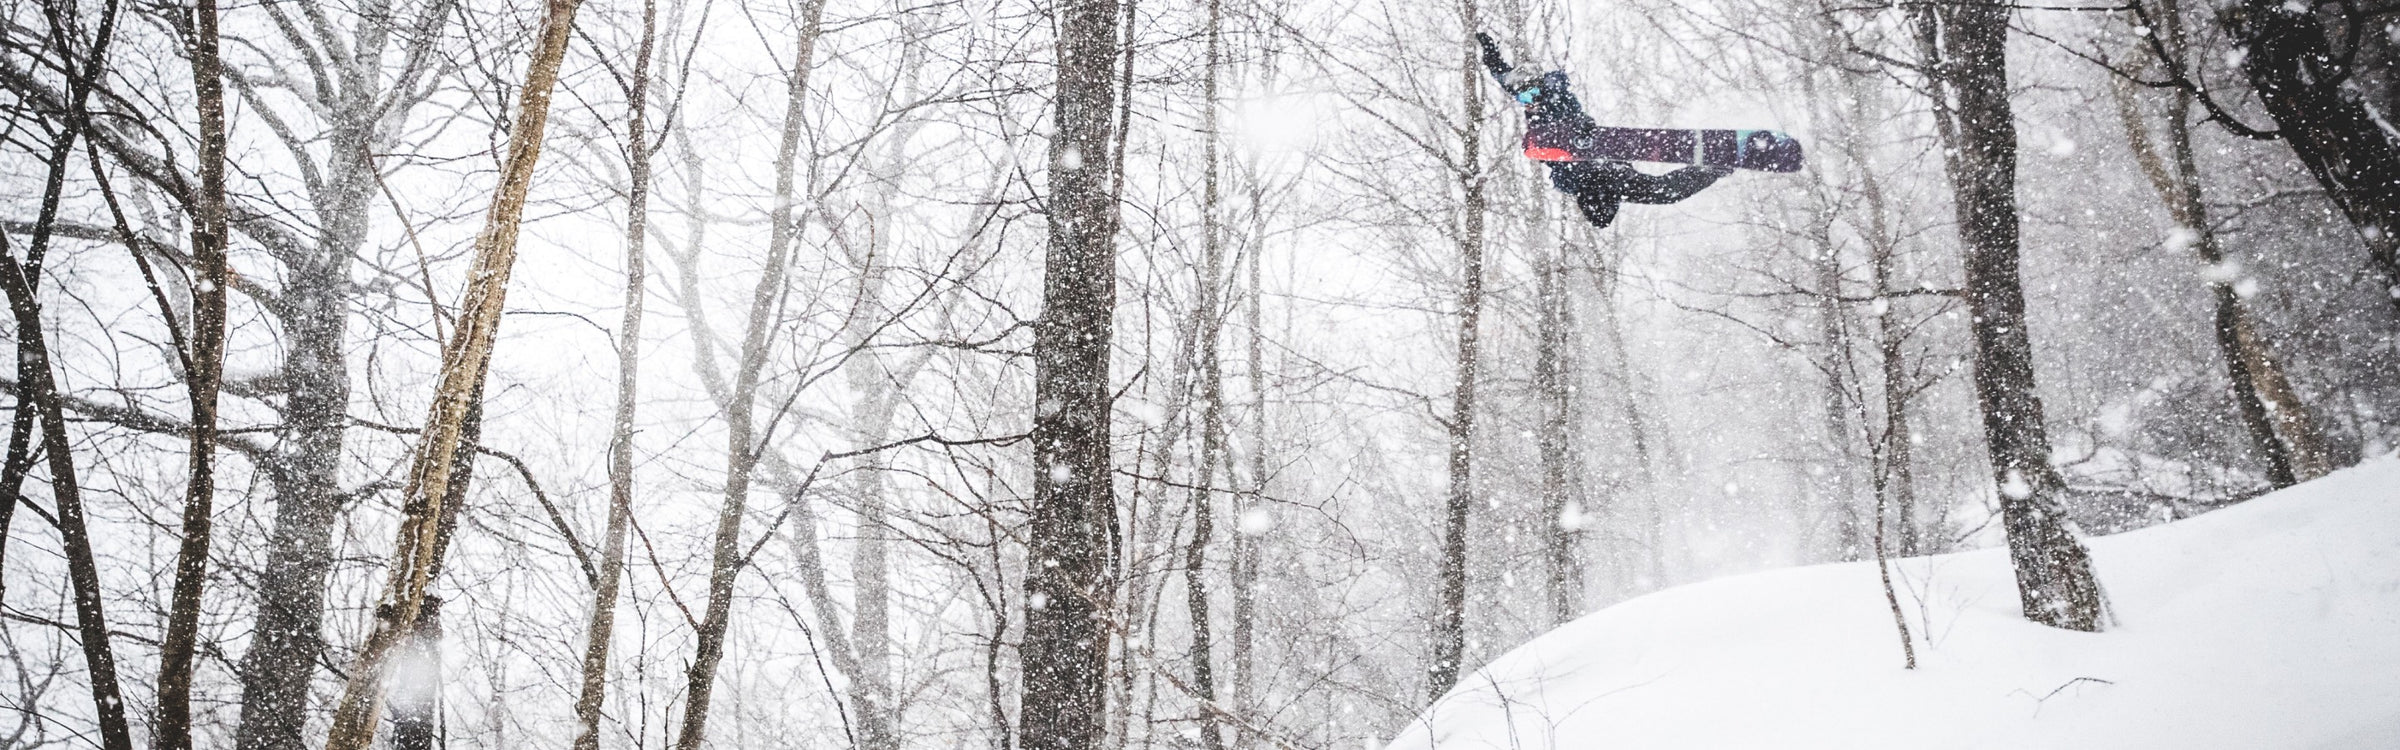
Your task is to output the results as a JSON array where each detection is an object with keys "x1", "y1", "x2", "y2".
[{"x1": 2, "y1": 0, "x2": 2398, "y2": 747}]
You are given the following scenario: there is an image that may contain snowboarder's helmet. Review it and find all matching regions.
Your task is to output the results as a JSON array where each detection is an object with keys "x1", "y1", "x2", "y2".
[{"x1": 1501, "y1": 68, "x2": 1539, "y2": 93}]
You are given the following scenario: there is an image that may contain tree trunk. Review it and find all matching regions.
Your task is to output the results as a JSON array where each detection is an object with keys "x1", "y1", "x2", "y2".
[
  {"x1": 1534, "y1": 219, "x2": 1582, "y2": 625},
  {"x1": 320, "y1": 2, "x2": 585, "y2": 747},
  {"x1": 386, "y1": 390, "x2": 483, "y2": 750},
  {"x1": 2116, "y1": 82, "x2": 2295, "y2": 487},
  {"x1": 1864, "y1": 213, "x2": 1921, "y2": 555},
  {"x1": 841, "y1": 33, "x2": 932, "y2": 750},
  {"x1": 1020, "y1": 0, "x2": 1122, "y2": 746},
  {"x1": 570, "y1": 4, "x2": 657, "y2": 748},
  {"x1": 387, "y1": 598, "x2": 444, "y2": 750},
  {"x1": 2223, "y1": 1, "x2": 2400, "y2": 319},
  {"x1": 1810, "y1": 201, "x2": 1865, "y2": 561},
  {"x1": 1184, "y1": 0, "x2": 1228, "y2": 745},
  {"x1": 1230, "y1": 139, "x2": 1269, "y2": 750},
  {"x1": 674, "y1": 3, "x2": 826, "y2": 747},
  {"x1": 1226, "y1": 38, "x2": 1288, "y2": 742},
  {"x1": 1427, "y1": 0, "x2": 1487, "y2": 702},
  {"x1": 236, "y1": 4, "x2": 460, "y2": 745},
  {"x1": 1912, "y1": 0, "x2": 2106, "y2": 632},
  {"x1": 1590, "y1": 266, "x2": 1665, "y2": 591},
  {"x1": 0, "y1": 8, "x2": 131, "y2": 746},
  {"x1": 0, "y1": 116, "x2": 138, "y2": 750},
  {"x1": 237, "y1": 229, "x2": 365, "y2": 750},
  {"x1": 2113, "y1": 3, "x2": 2333, "y2": 485},
  {"x1": 0, "y1": 245, "x2": 135, "y2": 750},
  {"x1": 1840, "y1": 64, "x2": 1924, "y2": 556},
  {"x1": 154, "y1": 0, "x2": 232, "y2": 745},
  {"x1": 1105, "y1": 3, "x2": 1144, "y2": 744}
]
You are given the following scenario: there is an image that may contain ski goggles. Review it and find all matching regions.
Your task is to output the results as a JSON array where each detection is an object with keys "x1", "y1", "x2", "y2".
[{"x1": 1515, "y1": 86, "x2": 1540, "y2": 104}]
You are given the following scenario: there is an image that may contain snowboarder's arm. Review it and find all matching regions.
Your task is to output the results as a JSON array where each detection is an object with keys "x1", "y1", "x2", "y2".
[{"x1": 1476, "y1": 32, "x2": 1512, "y2": 86}]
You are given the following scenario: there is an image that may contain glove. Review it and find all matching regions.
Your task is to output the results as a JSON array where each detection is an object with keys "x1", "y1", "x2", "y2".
[{"x1": 1477, "y1": 32, "x2": 1510, "y2": 79}]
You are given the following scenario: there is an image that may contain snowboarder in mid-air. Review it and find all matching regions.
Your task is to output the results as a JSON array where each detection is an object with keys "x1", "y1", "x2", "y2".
[{"x1": 1480, "y1": 33, "x2": 1800, "y2": 229}]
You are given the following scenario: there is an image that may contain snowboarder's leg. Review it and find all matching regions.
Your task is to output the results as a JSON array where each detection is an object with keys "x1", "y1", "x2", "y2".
[
  {"x1": 1546, "y1": 161, "x2": 1591, "y2": 195},
  {"x1": 1619, "y1": 164, "x2": 1734, "y2": 205},
  {"x1": 1546, "y1": 161, "x2": 1624, "y2": 228},
  {"x1": 1574, "y1": 188, "x2": 1622, "y2": 228}
]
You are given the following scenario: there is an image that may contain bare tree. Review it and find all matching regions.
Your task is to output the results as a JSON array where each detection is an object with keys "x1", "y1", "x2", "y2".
[
  {"x1": 1910, "y1": 0, "x2": 2105, "y2": 631},
  {"x1": 0, "y1": 3, "x2": 467, "y2": 745},
  {"x1": 1533, "y1": 206, "x2": 1583, "y2": 624},
  {"x1": 320, "y1": 2, "x2": 586, "y2": 747},
  {"x1": 1020, "y1": 0, "x2": 1124, "y2": 747},
  {"x1": 1184, "y1": 0, "x2": 1231, "y2": 746},
  {"x1": 2111, "y1": 0, "x2": 2331, "y2": 488},
  {"x1": 1428, "y1": 0, "x2": 1488, "y2": 699},
  {"x1": 2189, "y1": 1, "x2": 2400, "y2": 318},
  {"x1": 207, "y1": 5, "x2": 462, "y2": 743},
  {"x1": 150, "y1": 0, "x2": 232, "y2": 745},
  {"x1": 572, "y1": 1, "x2": 662, "y2": 747},
  {"x1": 0, "y1": 4, "x2": 131, "y2": 748},
  {"x1": 672, "y1": 1, "x2": 827, "y2": 747}
]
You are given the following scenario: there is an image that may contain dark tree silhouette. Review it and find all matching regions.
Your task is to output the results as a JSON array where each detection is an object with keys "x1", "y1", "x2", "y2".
[{"x1": 1911, "y1": 0, "x2": 2106, "y2": 631}]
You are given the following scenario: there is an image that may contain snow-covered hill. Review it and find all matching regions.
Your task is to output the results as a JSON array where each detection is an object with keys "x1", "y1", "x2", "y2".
[{"x1": 1392, "y1": 458, "x2": 2400, "y2": 749}]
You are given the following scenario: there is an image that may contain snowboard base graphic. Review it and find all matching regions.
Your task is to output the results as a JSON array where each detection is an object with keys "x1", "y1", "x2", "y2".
[{"x1": 1525, "y1": 124, "x2": 1804, "y2": 173}]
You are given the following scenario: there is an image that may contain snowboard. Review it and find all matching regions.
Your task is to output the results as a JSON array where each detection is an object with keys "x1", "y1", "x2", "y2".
[{"x1": 1524, "y1": 122, "x2": 1805, "y2": 173}]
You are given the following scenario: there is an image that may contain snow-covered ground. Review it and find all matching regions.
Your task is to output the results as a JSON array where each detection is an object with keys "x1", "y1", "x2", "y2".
[{"x1": 1392, "y1": 458, "x2": 2400, "y2": 750}]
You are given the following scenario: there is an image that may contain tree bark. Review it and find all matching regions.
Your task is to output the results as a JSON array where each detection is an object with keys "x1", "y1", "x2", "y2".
[
  {"x1": 231, "y1": 6, "x2": 460, "y2": 747},
  {"x1": 570, "y1": 3, "x2": 657, "y2": 747},
  {"x1": 385, "y1": 387, "x2": 483, "y2": 750},
  {"x1": 1864, "y1": 204, "x2": 1921, "y2": 556},
  {"x1": 2113, "y1": 3, "x2": 2333, "y2": 485},
  {"x1": 673, "y1": 2, "x2": 827, "y2": 747},
  {"x1": 1104, "y1": 3, "x2": 1144, "y2": 744},
  {"x1": 1535, "y1": 219, "x2": 1582, "y2": 625},
  {"x1": 387, "y1": 598, "x2": 444, "y2": 750},
  {"x1": 1020, "y1": 0, "x2": 1122, "y2": 747},
  {"x1": 153, "y1": 0, "x2": 233, "y2": 745},
  {"x1": 1184, "y1": 1, "x2": 1228, "y2": 745},
  {"x1": 1841, "y1": 64, "x2": 1924, "y2": 555},
  {"x1": 320, "y1": 2, "x2": 585, "y2": 747},
  {"x1": 1428, "y1": 0, "x2": 1486, "y2": 700},
  {"x1": 1228, "y1": 33, "x2": 1287, "y2": 738},
  {"x1": 1912, "y1": 0, "x2": 2106, "y2": 631},
  {"x1": 0, "y1": 6, "x2": 131, "y2": 747},
  {"x1": 1230, "y1": 145, "x2": 1268, "y2": 750},
  {"x1": 846, "y1": 325, "x2": 902, "y2": 750}
]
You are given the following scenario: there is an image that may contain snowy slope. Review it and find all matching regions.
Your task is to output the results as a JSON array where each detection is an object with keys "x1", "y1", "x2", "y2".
[{"x1": 1391, "y1": 458, "x2": 2400, "y2": 750}]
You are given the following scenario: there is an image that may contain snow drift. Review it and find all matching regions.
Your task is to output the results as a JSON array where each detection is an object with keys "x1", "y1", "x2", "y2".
[{"x1": 1391, "y1": 458, "x2": 2400, "y2": 749}]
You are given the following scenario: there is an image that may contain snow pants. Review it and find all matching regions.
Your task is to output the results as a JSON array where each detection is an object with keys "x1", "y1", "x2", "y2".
[{"x1": 1547, "y1": 160, "x2": 1728, "y2": 229}]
